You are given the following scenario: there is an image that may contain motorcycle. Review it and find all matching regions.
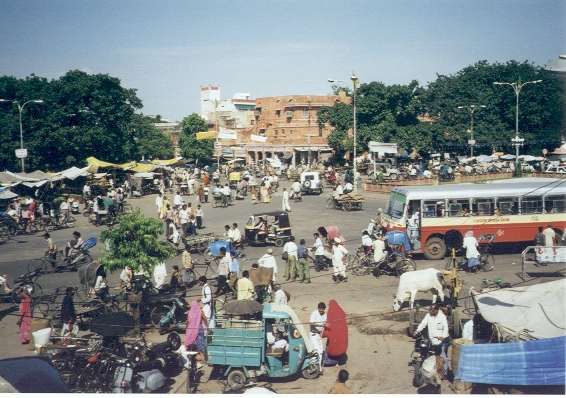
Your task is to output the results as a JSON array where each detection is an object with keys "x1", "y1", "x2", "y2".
[
  {"x1": 149, "y1": 297, "x2": 188, "y2": 332},
  {"x1": 408, "y1": 334, "x2": 441, "y2": 390},
  {"x1": 177, "y1": 345, "x2": 200, "y2": 393}
]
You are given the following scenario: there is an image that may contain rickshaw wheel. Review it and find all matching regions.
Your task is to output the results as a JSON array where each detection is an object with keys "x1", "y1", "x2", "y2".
[
  {"x1": 301, "y1": 363, "x2": 320, "y2": 379},
  {"x1": 227, "y1": 369, "x2": 247, "y2": 390},
  {"x1": 274, "y1": 238, "x2": 285, "y2": 247}
]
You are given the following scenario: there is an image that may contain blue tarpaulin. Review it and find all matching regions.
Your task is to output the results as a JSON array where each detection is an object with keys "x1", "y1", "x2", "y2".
[
  {"x1": 385, "y1": 230, "x2": 412, "y2": 252},
  {"x1": 455, "y1": 336, "x2": 566, "y2": 385}
]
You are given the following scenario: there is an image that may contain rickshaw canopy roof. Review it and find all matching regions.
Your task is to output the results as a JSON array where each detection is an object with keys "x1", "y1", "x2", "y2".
[{"x1": 249, "y1": 212, "x2": 290, "y2": 228}]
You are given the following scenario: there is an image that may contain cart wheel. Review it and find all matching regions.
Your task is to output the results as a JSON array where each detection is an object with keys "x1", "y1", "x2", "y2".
[
  {"x1": 227, "y1": 369, "x2": 247, "y2": 390},
  {"x1": 301, "y1": 362, "x2": 320, "y2": 379},
  {"x1": 345, "y1": 253, "x2": 359, "y2": 270},
  {"x1": 342, "y1": 202, "x2": 352, "y2": 211},
  {"x1": 274, "y1": 238, "x2": 285, "y2": 247}
]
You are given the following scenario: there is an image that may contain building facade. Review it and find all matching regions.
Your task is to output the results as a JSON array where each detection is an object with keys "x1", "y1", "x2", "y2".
[
  {"x1": 154, "y1": 120, "x2": 182, "y2": 157},
  {"x1": 215, "y1": 93, "x2": 350, "y2": 165}
]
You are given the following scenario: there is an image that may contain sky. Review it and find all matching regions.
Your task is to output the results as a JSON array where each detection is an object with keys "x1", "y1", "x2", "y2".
[{"x1": 1, "y1": 0, "x2": 565, "y2": 121}]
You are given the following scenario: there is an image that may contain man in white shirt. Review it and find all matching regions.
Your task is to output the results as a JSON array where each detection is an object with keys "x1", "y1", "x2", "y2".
[
  {"x1": 282, "y1": 236, "x2": 298, "y2": 281},
  {"x1": 331, "y1": 238, "x2": 349, "y2": 282},
  {"x1": 273, "y1": 285, "x2": 289, "y2": 305},
  {"x1": 258, "y1": 248, "x2": 278, "y2": 281},
  {"x1": 309, "y1": 302, "x2": 327, "y2": 371},
  {"x1": 361, "y1": 231, "x2": 373, "y2": 255},
  {"x1": 543, "y1": 225, "x2": 557, "y2": 247},
  {"x1": 215, "y1": 247, "x2": 231, "y2": 296},
  {"x1": 462, "y1": 231, "x2": 480, "y2": 271},
  {"x1": 230, "y1": 223, "x2": 242, "y2": 245},
  {"x1": 155, "y1": 193, "x2": 163, "y2": 217},
  {"x1": 173, "y1": 191, "x2": 183, "y2": 208},
  {"x1": 83, "y1": 183, "x2": 91, "y2": 199},
  {"x1": 415, "y1": 304, "x2": 449, "y2": 378},
  {"x1": 343, "y1": 182, "x2": 353, "y2": 193},
  {"x1": 282, "y1": 188, "x2": 291, "y2": 212},
  {"x1": 178, "y1": 204, "x2": 190, "y2": 235},
  {"x1": 312, "y1": 232, "x2": 326, "y2": 271},
  {"x1": 373, "y1": 233, "x2": 387, "y2": 264},
  {"x1": 199, "y1": 276, "x2": 214, "y2": 328}
]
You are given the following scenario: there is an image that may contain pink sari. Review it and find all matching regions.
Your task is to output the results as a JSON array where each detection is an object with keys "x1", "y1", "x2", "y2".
[
  {"x1": 185, "y1": 300, "x2": 204, "y2": 347},
  {"x1": 19, "y1": 295, "x2": 32, "y2": 343}
]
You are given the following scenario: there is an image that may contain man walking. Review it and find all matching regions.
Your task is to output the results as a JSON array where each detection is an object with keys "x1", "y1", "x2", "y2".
[
  {"x1": 155, "y1": 193, "x2": 163, "y2": 218},
  {"x1": 282, "y1": 188, "x2": 291, "y2": 212},
  {"x1": 258, "y1": 248, "x2": 278, "y2": 282},
  {"x1": 331, "y1": 238, "x2": 348, "y2": 283},
  {"x1": 312, "y1": 232, "x2": 326, "y2": 271},
  {"x1": 297, "y1": 238, "x2": 311, "y2": 283},
  {"x1": 282, "y1": 236, "x2": 298, "y2": 281},
  {"x1": 215, "y1": 247, "x2": 231, "y2": 296},
  {"x1": 236, "y1": 270, "x2": 254, "y2": 301},
  {"x1": 199, "y1": 276, "x2": 214, "y2": 328}
]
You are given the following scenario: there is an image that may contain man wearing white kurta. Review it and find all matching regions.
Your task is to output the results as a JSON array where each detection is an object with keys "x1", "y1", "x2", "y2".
[
  {"x1": 282, "y1": 188, "x2": 291, "y2": 212},
  {"x1": 331, "y1": 238, "x2": 348, "y2": 282},
  {"x1": 155, "y1": 193, "x2": 163, "y2": 217},
  {"x1": 309, "y1": 302, "x2": 327, "y2": 371},
  {"x1": 258, "y1": 248, "x2": 278, "y2": 281}
]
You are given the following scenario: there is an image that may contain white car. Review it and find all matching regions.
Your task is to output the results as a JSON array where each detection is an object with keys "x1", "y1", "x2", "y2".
[{"x1": 300, "y1": 171, "x2": 323, "y2": 195}]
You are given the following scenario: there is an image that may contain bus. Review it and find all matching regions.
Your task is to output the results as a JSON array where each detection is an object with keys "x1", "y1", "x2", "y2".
[{"x1": 383, "y1": 178, "x2": 566, "y2": 259}]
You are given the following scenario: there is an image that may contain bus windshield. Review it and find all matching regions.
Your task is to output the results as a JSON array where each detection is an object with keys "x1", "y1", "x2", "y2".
[{"x1": 387, "y1": 191, "x2": 406, "y2": 219}]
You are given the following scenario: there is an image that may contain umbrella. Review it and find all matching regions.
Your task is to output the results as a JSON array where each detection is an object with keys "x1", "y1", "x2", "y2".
[
  {"x1": 0, "y1": 357, "x2": 69, "y2": 393},
  {"x1": 499, "y1": 154, "x2": 516, "y2": 160},
  {"x1": 476, "y1": 155, "x2": 494, "y2": 163}
]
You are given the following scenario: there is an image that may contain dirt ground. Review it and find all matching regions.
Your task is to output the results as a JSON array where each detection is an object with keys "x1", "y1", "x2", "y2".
[{"x1": 0, "y1": 181, "x2": 558, "y2": 394}]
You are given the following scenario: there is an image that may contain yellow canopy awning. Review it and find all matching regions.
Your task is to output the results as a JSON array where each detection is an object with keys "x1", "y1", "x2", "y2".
[
  {"x1": 131, "y1": 163, "x2": 157, "y2": 173},
  {"x1": 151, "y1": 158, "x2": 182, "y2": 166},
  {"x1": 86, "y1": 157, "x2": 157, "y2": 173},
  {"x1": 196, "y1": 131, "x2": 217, "y2": 140}
]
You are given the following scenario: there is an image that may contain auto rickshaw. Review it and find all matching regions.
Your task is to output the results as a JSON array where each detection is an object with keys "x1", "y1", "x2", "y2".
[
  {"x1": 244, "y1": 211, "x2": 291, "y2": 247},
  {"x1": 228, "y1": 171, "x2": 241, "y2": 189},
  {"x1": 206, "y1": 303, "x2": 320, "y2": 391}
]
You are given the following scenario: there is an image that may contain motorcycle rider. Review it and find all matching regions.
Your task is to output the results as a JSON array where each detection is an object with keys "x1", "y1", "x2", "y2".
[
  {"x1": 290, "y1": 180, "x2": 302, "y2": 200},
  {"x1": 64, "y1": 231, "x2": 84, "y2": 260},
  {"x1": 414, "y1": 304, "x2": 449, "y2": 379}
]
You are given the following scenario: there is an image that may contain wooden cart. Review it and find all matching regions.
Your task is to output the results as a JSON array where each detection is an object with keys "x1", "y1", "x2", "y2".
[
  {"x1": 327, "y1": 193, "x2": 365, "y2": 211},
  {"x1": 182, "y1": 233, "x2": 217, "y2": 254}
]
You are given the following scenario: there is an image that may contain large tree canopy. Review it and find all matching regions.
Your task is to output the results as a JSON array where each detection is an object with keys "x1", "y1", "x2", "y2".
[
  {"x1": 179, "y1": 113, "x2": 214, "y2": 163},
  {"x1": 319, "y1": 60, "x2": 564, "y2": 159},
  {"x1": 0, "y1": 70, "x2": 172, "y2": 171}
]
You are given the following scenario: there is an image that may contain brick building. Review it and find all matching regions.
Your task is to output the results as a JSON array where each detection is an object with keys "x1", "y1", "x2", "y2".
[{"x1": 216, "y1": 92, "x2": 350, "y2": 165}]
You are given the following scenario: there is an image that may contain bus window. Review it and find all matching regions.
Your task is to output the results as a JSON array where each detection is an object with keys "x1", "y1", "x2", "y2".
[
  {"x1": 496, "y1": 197, "x2": 519, "y2": 215},
  {"x1": 447, "y1": 199, "x2": 471, "y2": 216},
  {"x1": 472, "y1": 198, "x2": 494, "y2": 216},
  {"x1": 544, "y1": 195, "x2": 566, "y2": 213},
  {"x1": 521, "y1": 196, "x2": 543, "y2": 214},
  {"x1": 423, "y1": 200, "x2": 445, "y2": 218}
]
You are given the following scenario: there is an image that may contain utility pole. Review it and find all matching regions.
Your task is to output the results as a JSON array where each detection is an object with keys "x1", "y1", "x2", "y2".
[{"x1": 457, "y1": 105, "x2": 486, "y2": 157}]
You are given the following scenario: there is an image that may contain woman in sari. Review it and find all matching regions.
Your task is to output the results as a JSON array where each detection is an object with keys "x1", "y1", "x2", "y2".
[{"x1": 17, "y1": 288, "x2": 32, "y2": 344}]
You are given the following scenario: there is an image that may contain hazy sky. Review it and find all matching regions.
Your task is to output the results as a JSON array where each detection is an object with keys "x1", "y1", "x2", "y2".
[{"x1": 1, "y1": 0, "x2": 564, "y2": 120}]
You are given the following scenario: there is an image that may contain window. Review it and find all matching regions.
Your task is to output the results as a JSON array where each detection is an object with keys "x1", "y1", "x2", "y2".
[
  {"x1": 303, "y1": 109, "x2": 309, "y2": 118},
  {"x1": 472, "y1": 198, "x2": 494, "y2": 216},
  {"x1": 275, "y1": 110, "x2": 281, "y2": 117},
  {"x1": 544, "y1": 195, "x2": 566, "y2": 213},
  {"x1": 447, "y1": 199, "x2": 471, "y2": 216},
  {"x1": 521, "y1": 196, "x2": 543, "y2": 214},
  {"x1": 423, "y1": 200, "x2": 445, "y2": 218},
  {"x1": 386, "y1": 192, "x2": 406, "y2": 219},
  {"x1": 281, "y1": 129, "x2": 285, "y2": 135},
  {"x1": 496, "y1": 197, "x2": 519, "y2": 215}
]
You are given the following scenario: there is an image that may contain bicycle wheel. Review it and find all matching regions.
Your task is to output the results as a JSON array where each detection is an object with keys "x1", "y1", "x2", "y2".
[
  {"x1": 31, "y1": 281, "x2": 44, "y2": 299},
  {"x1": 481, "y1": 254, "x2": 495, "y2": 272},
  {"x1": 351, "y1": 264, "x2": 370, "y2": 276},
  {"x1": 35, "y1": 301, "x2": 51, "y2": 318},
  {"x1": 396, "y1": 258, "x2": 416, "y2": 275},
  {"x1": 345, "y1": 253, "x2": 360, "y2": 271}
]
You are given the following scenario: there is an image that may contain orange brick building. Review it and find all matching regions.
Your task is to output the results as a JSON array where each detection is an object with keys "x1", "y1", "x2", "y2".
[{"x1": 216, "y1": 92, "x2": 350, "y2": 165}]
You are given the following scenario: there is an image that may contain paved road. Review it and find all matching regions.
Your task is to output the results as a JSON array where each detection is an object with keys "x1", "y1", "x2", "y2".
[{"x1": 0, "y1": 181, "x2": 557, "y2": 393}]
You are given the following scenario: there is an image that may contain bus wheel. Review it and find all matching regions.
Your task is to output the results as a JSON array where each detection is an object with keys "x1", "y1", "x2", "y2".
[{"x1": 424, "y1": 237, "x2": 446, "y2": 260}]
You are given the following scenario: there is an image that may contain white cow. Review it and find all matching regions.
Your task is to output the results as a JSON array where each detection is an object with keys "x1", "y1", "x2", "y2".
[{"x1": 392, "y1": 268, "x2": 445, "y2": 311}]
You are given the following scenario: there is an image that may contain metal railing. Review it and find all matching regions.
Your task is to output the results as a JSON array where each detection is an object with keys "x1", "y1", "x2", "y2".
[{"x1": 520, "y1": 245, "x2": 566, "y2": 280}]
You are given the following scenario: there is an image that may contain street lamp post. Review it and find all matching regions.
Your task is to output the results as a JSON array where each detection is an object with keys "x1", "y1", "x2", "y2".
[
  {"x1": 328, "y1": 72, "x2": 359, "y2": 192},
  {"x1": 457, "y1": 105, "x2": 486, "y2": 157},
  {"x1": 0, "y1": 98, "x2": 44, "y2": 172},
  {"x1": 493, "y1": 79, "x2": 542, "y2": 173}
]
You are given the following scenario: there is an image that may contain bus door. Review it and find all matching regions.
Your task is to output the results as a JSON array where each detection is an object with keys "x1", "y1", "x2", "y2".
[{"x1": 407, "y1": 200, "x2": 422, "y2": 250}]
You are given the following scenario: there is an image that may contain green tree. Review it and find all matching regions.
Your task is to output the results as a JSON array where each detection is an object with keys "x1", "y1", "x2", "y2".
[
  {"x1": 0, "y1": 70, "x2": 147, "y2": 170},
  {"x1": 100, "y1": 210, "x2": 175, "y2": 274},
  {"x1": 179, "y1": 113, "x2": 213, "y2": 162},
  {"x1": 130, "y1": 115, "x2": 174, "y2": 160}
]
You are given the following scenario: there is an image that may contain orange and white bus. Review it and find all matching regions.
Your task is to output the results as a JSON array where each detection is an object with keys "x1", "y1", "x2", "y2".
[{"x1": 383, "y1": 178, "x2": 566, "y2": 259}]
